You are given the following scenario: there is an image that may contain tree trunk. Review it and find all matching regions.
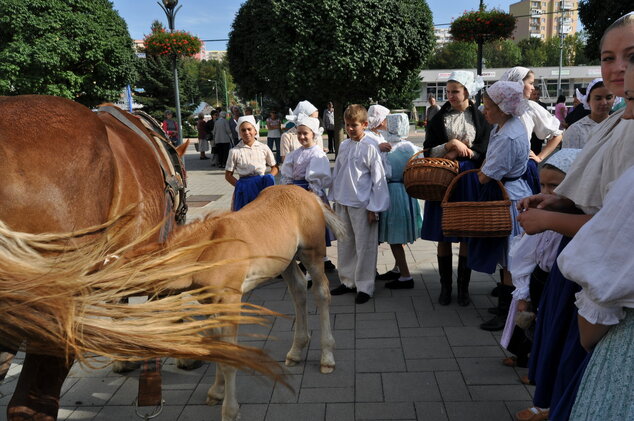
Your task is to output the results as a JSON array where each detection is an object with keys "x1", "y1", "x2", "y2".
[{"x1": 333, "y1": 99, "x2": 346, "y2": 156}]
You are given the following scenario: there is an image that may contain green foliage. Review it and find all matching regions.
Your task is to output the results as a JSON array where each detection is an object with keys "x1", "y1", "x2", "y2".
[
  {"x1": 450, "y1": 9, "x2": 517, "y2": 42},
  {"x1": 543, "y1": 33, "x2": 589, "y2": 66},
  {"x1": 143, "y1": 28, "x2": 202, "y2": 58},
  {"x1": 0, "y1": 0, "x2": 137, "y2": 106},
  {"x1": 227, "y1": 0, "x2": 434, "y2": 108},
  {"x1": 517, "y1": 38, "x2": 547, "y2": 67},
  {"x1": 426, "y1": 42, "x2": 477, "y2": 69},
  {"x1": 483, "y1": 39, "x2": 521, "y2": 68},
  {"x1": 579, "y1": 0, "x2": 634, "y2": 59}
]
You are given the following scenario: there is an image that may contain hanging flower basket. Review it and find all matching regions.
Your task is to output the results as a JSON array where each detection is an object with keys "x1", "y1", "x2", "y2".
[
  {"x1": 450, "y1": 9, "x2": 517, "y2": 43},
  {"x1": 143, "y1": 29, "x2": 202, "y2": 57}
]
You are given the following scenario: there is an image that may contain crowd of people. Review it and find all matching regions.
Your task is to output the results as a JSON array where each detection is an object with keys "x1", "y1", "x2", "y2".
[{"x1": 177, "y1": 12, "x2": 633, "y2": 421}]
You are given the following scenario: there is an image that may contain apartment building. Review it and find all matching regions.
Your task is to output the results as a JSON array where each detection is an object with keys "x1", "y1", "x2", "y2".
[{"x1": 510, "y1": 0, "x2": 579, "y2": 41}]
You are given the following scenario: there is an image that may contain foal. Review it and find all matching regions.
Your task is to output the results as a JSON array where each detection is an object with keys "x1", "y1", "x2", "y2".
[{"x1": 144, "y1": 185, "x2": 345, "y2": 421}]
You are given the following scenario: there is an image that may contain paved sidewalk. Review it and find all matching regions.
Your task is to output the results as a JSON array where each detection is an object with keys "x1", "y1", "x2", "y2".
[{"x1": 0, "y1": 131, "x2": 533, "y2": 421}]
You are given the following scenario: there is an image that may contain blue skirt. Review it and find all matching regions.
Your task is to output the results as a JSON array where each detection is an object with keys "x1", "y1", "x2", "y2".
[
  {"x1": 232, "y1": 174, "x2": 275, "y2": 211},
  {"x1": 379, "y1": 181, "x2": 422, "y2": 244},
  {"x1": 528, "y1": 236, "x2": 588, "y2": 409},
  {"x1": 420, "y1": 160, "x2": 478, "y2": 243},
  {"x1": 524, "y1": 159, "x2": 540, "y2": 195},
  {"x1": 291, "y1": 179, "x2": 333, "y2": 246}
]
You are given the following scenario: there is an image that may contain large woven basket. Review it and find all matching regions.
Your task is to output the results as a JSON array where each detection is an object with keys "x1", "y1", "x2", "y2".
[
  {"x1": 403, "y1": 152, "x2": 459, "y2": 201},
  {"x1": 441, "y1": 169, "x2": 512, "y2": 238}
]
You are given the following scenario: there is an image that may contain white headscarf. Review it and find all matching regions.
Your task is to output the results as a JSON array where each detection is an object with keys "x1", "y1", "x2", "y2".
[
  {"x1": 448, "y1": 71, "x2": 485, "y2": 98},
  {"x1": 486, "y1": 81, "x2": 529, "y2": 117},
  {"x1": 296, "y1": 113, "x2": 324, "y2": 137},
  {"x1": 286, "y1": 100, "x2": 318, "y2": 122},
  {"x1": 500, "y1": 66, "x2": 531, "y2": 83},
  {"x1": 576, "y1": 78, "x2": 603, "y2": 110},
  {"x1": 544, "y1": 148, "x2": 581, "y2": 174},
  {"x1": 367, "y1": 104, "x2": 390, "y2": 129},
  {"x1": 385, "y1": 113, "x2": 410, "y2": 142},
  {"x1": 235, "y1": 115, "x2": 259, "y2": 138}
]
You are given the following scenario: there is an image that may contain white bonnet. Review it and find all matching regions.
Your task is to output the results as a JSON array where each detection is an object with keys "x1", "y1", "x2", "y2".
[
  {"x1": 286, "y1": 100, "x2": 318, "y2": 122},
  {"x1": 449, "y1": 71, "x2": 485, "y2": 97},
  {"x1": 544, "y1": 148, "x2": 581, "y2": 174},
  {"x1": 500, "y1": 66, "x2": 531, "y2": 83},
  {"x1": 576, "y1": 78, "x2": 603, "y2": 111},
  {"x1": 235, "y1": 115, "x2": 259, "y2": 137},
  {"x1": 485, "y1": 81, "x2": 529, "y2": 117},
  {"x1": 385, "y1": 113, "x2": 410, "y2": 142},
  {"x1": 296, "y1": 113, "x2": 324, "y2": 137},
  {"x1": 367, "y1": 104, "x2": 390, "y2": 129}
]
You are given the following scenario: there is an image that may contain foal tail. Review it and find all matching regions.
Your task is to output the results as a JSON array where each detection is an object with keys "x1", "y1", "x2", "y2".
[{"x1": 317, "y1": 199, "x2": 348, "y2": 240}]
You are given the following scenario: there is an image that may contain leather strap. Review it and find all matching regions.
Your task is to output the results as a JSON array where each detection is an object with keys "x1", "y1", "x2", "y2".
[{"x1": 137, "y1": 358, "x2": 162, "y2": 407}]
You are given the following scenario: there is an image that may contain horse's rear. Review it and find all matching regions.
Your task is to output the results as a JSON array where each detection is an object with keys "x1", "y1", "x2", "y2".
[{"x1": 0, "y1": 95, "x2": 175, "y2": 420}]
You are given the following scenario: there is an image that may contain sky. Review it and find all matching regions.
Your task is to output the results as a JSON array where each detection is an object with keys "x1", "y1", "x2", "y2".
[{"x1": 110, "y1": 0, "x2": 520, "y2": 51}]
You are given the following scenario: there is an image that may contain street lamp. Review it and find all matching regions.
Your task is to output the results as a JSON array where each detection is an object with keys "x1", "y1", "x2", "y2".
[
  {"x1": 207, "y1": 79, "x2": 219, "y2": 107},
  {"x1": 158, "y1": 0, "x2": 184, "y2": 146}
]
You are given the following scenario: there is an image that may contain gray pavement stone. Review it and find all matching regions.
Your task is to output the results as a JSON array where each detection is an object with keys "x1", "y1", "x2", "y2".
[
  {"x1": 457, "y1": 358, "x2": 520, "y2": 385},
  {"x1": 468, "y1": 385, "x2": 532, "y2": 401},
  {"x1": 355, "y1": 373, "x2": 383, "y2": 402},
  {"x1": 444, "y1": 326, "x2": 498, "y2": 347},
  {"x1": 355, "y1": 348, "x2": 406, "y2": 373},
  {"x1": 414, "y1": 402, "x2": 449, "y2": 421},
  {"x1": 402, "y1": 336, "x2": 452, "y2": 359},
  {"x1": 382, "y1": 372, "x2": 441, "y2": 402},
  {"x1": 406, "y1": 358, "x2": 460, "y2": 373},
  {"x1": 355, "y1": 402, "x2": 416, "y2": 420},
  {"x1": 326, "y1": 403, "x2": 355, "y2": 421},
  {"x1": 265, "y1": 403, "x2": 325, "y2": 421},
  {"x1": 435, "y1": 371, "x2": 470, "y2": 402},
  {"x1": 445, "y1": 401, "x2": 512, "y2": 421}
]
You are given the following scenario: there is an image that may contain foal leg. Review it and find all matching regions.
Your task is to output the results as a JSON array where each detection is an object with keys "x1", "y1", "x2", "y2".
[
  {"x1": 281, "y1": 262, "x2": 310, "y2": 367},
  {"x1": 304, "y1": 253, "x2": 336, "y2": 374},
  {"x1": 206, "y1": 321, "x2": 239, "y2": 421}
]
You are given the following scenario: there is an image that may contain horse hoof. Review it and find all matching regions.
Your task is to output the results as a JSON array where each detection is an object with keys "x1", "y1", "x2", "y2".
[
  {"x1": 285, "y1": 358, "x2": 300, "y2": 367},
  {"x1": 112, "y1": 360, "x2": 140, "y2": 373},
  {"x1": 176, "y1": 359, "x2": 204, "y2": 370},
  {"x1": 206, "y1": 396, "x2": 222, "y2": 406},
  {"x1": 320, "y1": 364, "x2": 335, "y2": 374}
]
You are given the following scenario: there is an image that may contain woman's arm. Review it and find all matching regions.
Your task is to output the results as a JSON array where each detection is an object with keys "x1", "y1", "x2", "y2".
[
  {"x1": 578, "y1": 315, "x2": 611, "y2": 352},
  {"x1": 270, "y1": 165, "x2": 279, "y2": 176},
  {"x1": 517, "y1": 208, "x2": 592, "y2": 236},
  {"x1": 225, "y1": 170, "x2": 237, "y2": 186},
  {"x1": 478, "y1": 171, "x2": 491, "y2": 184},
  {"x1": 535, "y1": 134, "x2": 563, "y2": 162}
]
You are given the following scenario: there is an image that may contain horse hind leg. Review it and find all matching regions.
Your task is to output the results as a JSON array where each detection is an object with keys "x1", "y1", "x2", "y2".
[
  {"x1": 281, "y1": 262, "x2": 310, "y2": 367},
  {"x1": 206, "y1": 323, "x2": 239, "y2": 421},
  {"x1": 304, "y1": 253, "x2": 336, "y2": 374}
]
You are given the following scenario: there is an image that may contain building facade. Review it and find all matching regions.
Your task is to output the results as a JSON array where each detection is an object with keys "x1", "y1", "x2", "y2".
[
  {"x1": 510, "y1": 0, "x2": 578, "y2": 41},
  {"x1": 434, "y1": 27, "x2": 452, "y2": 47}
]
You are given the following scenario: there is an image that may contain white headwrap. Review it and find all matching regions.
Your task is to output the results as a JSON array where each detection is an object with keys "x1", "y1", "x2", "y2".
[
  {"x1": 385, "y1": 113, "x2": 409, "y2": 142},
  {"x1": 485, "y1": 81, "x2": 529, "y2": 117},
  {"x1": 576, "y1": 78, "x2": 603, "y2": 110},
  {"x1": 544, "y1": 148, "x2": 581, "y2": 174},
  {"x1": 500, "y1": 66, "x2": 531, "y2": 83},
  {"x1": 295, "y1": 113, "x2": 324, "y2": 137},
  {"x1": 286, "y1": 100, "x2": 318, "y2": 122},
  {"x1": 367, "y1": 104, "x2": 390, "y2": 129},
  {"x1": 448, "y1": 71, "x2": 485, "y2": 98},
  {"x1": 235, "y1": 115, "x2": 259, "y2": 138}
]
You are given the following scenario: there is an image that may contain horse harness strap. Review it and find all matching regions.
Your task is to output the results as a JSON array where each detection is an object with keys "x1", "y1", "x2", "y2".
[{"x1": 97, "y1": 106, "x2": 187, "y2": 225}]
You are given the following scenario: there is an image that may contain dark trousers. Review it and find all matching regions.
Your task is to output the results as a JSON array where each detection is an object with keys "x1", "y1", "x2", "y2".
[
  {"x1": 216, "y1": 143, "x2": 230, "y2": 167},
  {"x1": 326, "y1": 129, "x2": 335, "y2": 153}
]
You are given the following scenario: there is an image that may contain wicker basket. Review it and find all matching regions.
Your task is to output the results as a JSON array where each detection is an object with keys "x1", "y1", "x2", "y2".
[
  {"x1": 441, "y1": 169, "x2": 512, "y2": 238},
  {"x1": 403, "y1": 152, "x2": 459, "y2": 201}
]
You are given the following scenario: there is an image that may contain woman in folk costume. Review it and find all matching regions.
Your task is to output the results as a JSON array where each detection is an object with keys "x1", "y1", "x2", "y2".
[
  {"x1": 364, "y1": 104, "x2": 392, "y2": 153},
  {"x1": 514, "y1": 13, "x2": 634, "y2": 421},
  {"x1": 421, "y1": 70, "x2": 492, "y2": 307},
  {"x1": 225, "y1": 115, "x2": 278, "y2": 211},
  {"x1": 499, "y1": 66, "x2": 563, "y2": 194},
  {"x1": 376, "y1": 113, "x2": 422, "y2": 290},
  {"x1": 561, "y1": 78, "x2": 615, "y2": 149}
]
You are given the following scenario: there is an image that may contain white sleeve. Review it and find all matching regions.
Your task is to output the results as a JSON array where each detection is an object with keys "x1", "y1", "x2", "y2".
[
  {"x1": 305, "y1": 155, "x2": 332, "y2": 197},
  {"x1": 529, "y1": 101, "x2": 563, "y2": 140},
  {"x1": 508, "y1": 234, "x2": 539, "y2": 301},
  {"x1": 366, "y1": 147, "x2": 390, "y2": 212},
  {"x1": 280, "y1": 152, "x2": 295, "y2": 185},
  {"x1": 575, "y1": 290, "x2": 624, "y2": 326}
]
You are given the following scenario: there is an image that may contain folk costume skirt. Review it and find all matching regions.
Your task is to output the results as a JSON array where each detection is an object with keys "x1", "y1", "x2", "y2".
[
  {"x1": 232, "y1": 174, "x2": 275, "y2": 211},
  {"x1": 379, "y1": 181, "x2": 422, "y2": 244},
  {"x1": 291, "y1": 179, "x2": 334, "y2": 246}
]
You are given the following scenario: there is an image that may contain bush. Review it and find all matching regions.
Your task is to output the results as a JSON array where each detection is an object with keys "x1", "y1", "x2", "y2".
[{"x1": 144, "y1": 29, "x2": 202, "y2": 57}]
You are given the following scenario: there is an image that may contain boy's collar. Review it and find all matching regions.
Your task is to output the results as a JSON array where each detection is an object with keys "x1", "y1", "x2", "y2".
[{"x1": 350, "y1": 133, "x2": 366, "y2": 142}]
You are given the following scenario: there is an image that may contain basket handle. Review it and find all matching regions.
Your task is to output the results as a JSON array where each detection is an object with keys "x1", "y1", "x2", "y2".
[
  {"x1": 407, "y1": 149, "x2": 427, "y2": 163},
  {"x1": 441, "y1": 168, "x2": 510, "y2": 204}
]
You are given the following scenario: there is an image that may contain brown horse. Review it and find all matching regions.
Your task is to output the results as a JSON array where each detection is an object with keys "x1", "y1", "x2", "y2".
[
  {"x1": 133, "y1": 185, "x2": 345, "y2": 421},
  {"x1": 0, "y1": 94, "x2": 239, "y2": 420}
]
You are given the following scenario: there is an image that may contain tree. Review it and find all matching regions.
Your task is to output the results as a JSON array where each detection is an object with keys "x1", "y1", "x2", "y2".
[
  {"x1": 544, "y1": 33, "x2": 588, "y2": 67},
  {"x1": 426, "y1": 42, "x2": 477, "y2": 69},
  {"x1": 0, "y1": 0, "x2": 137, "y2": 106},
  {"x1": 579, "y1": 0, "x2": 634, "y2": 59},
  {"x1": 518, "y1": 38, "x2": 547, "y2": 68},
  {"x1": 227, "y1": 0, "x2": 435, "y2": 144},
  {"x1": 483, "y1": 39, "x2": 521, "y2": 68}
]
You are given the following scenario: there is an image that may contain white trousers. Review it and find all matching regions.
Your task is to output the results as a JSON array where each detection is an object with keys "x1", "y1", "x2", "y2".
[{"x1": 335, "y1": 204, "x2": 378, "y2": 296}]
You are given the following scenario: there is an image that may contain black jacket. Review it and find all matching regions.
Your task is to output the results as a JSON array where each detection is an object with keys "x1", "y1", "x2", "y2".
[{"x1": 423, "y1": 101, "x2": 492, "y2": 166}]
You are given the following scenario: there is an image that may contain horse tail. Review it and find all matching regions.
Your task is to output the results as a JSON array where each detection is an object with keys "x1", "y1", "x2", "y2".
[{"x1": 316, "y1": 199, "x2": 348, "y2": 240}]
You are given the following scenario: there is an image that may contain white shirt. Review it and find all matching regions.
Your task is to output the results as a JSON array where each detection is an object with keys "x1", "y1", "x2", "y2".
[
  {"x1": 363, "y1": 130, "x2": 391, "y2": 177},
  {"x1": 280, "y1": 127, "x2": 325, "y2": 157},
  {"x1": 328, "y1": 136, "x2": 389, "y2": 212},
  {"x1": 520, "y1": 100, "x2": 563, "y2": 141},
  {"x1": 225, "y1": 140, "x2": 276, "y2": 177},
  {"x1": 561, "y1": 115, "x2": 599, "y2": 149},
  {"x1": 558, "y1": 165, "x2": 634, "y2": 325},
  {"x1": 281, "y1": 145, "x2": 332, "y2": 198}
]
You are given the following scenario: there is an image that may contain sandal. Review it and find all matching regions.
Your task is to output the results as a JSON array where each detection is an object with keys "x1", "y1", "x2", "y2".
[
  {"x1": 503, "y1": 356, "x2": 517, "y2": 367},
  {"x1": 515, "y1": 406, "x2": 548, "y2": 421},
  {"x1": 519, "y1": 375, "x2": 534, "y2": 385}
]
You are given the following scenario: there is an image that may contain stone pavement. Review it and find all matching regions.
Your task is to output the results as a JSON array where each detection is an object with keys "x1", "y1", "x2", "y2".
[{"x1": 0, "y1": 130, "x2": 534, "y2": 421}]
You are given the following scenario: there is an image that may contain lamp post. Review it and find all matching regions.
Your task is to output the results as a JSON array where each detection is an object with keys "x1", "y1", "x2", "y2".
[
  {"x1": 475, "y1": 0, "x2": 485, "y2": 106},
  {"x1": 158, "y1": 0, "x2": 183, "y2": 146},
  {"x1": 206, "y1": 80, "x2": 219, "y2": 107}
]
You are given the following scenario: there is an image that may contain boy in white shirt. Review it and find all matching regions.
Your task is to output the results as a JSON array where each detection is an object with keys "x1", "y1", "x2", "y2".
[{"x1": 329, "y1": 105, "x2": 389, "y2": 304}]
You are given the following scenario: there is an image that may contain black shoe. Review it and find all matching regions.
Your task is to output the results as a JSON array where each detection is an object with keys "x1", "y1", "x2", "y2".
[
  {"x1": 376, "y1": 270, "x2": 400, "y2": 281},
  {"x1": 438, "y1": 286, "x2": 451, "y2": 306},
  {"x1": 488, "y1": 306, "x2": 499, "y2": 315},
  {"x1": 355, "y1": 292, "x2": 371, "y2": 304},
  {"x1": 324, "y1": 260, "x2": 336, "y2": 272},
  {"x1": 330, "y1": 284, "x2": 356, "y2": 295},
  {"x1": 385, "y1": 279, "x2": 414, "y2": 289},
  {"x1": 480, "y1": 314, "x2": 507, "y2": 331},
  {"x1": 491, "y1": 284, "x2": 500, "y2": 297}
]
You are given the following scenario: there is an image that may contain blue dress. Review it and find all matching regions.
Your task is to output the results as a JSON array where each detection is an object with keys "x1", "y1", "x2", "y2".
[
  {"x1": 232, "y1": 175, "x2": 275, "y2": 211},
  {"x1": 379, "y1": 142, "x2": 422, "y2": 244},
  {"x1": 467, "y1": 118, "x2": 532, "y2": 274}
]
